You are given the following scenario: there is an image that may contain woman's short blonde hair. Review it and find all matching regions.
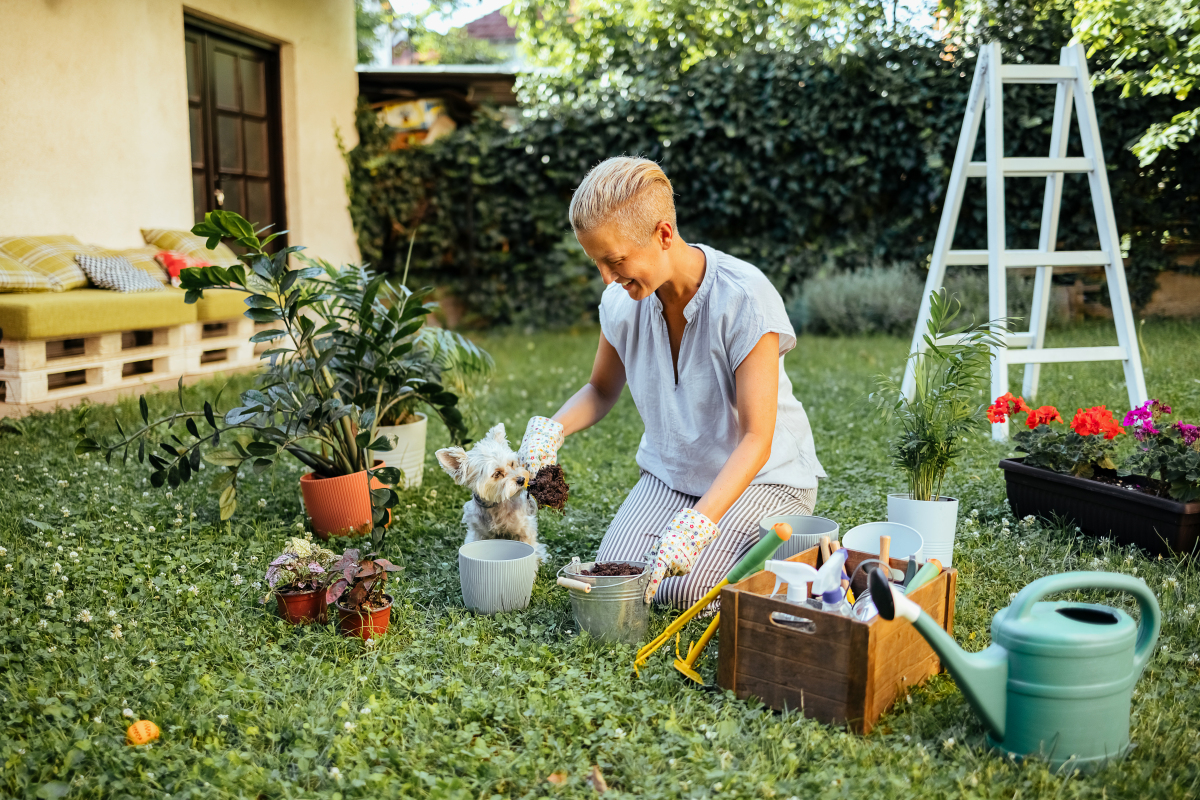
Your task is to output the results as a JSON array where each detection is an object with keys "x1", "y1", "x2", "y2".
[{"x1": 569, "y1": 156, "x2": 676, "y2": 243}]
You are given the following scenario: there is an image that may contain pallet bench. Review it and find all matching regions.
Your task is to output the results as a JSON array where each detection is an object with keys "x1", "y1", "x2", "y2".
[{"x1": 0, "y1": 288, "x2": 258, "y2": 416}]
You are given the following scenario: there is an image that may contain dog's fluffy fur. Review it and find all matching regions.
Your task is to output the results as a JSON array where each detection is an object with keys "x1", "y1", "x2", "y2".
[{"x1": 436, "y1": 424, "x2": 544, "y2": 561}]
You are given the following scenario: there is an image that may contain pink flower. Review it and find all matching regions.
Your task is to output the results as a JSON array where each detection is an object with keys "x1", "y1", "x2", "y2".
[{"x1": 1175, "y1": 422, "x2": 1200, "y2": 446}]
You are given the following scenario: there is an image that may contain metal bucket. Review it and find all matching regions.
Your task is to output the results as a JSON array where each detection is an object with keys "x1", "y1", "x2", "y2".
[{"x1": 558, "y1": 558, "x2": 651, "y2": 645}]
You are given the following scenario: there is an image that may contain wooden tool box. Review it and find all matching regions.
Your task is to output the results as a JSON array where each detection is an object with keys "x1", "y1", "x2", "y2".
[{"x1": 717, "y1": 546, "x2": 957, "y2": 733}]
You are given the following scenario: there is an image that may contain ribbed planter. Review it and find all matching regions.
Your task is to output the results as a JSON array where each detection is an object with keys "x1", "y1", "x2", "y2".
[
  {"x1": 758, "y1": 514, "x2": 839, "y2": 561},
  {"x1": 458, "y1": 540, "x2": 538, "y2": 614},
  {"x1": 1000, "y1": 458, "x2": 1200, "y2": 556},
  {"x1": 371, "y1": 413, "x2": 427, "y2": 489},
  {"x1": 336, "y1": 595, "x2": 393, "y2": 639},
  {"x1": 888, "y1": 493, "x2": 959, "y2": 567},
  {"x1": 275, "y1": 587, "x2": 323, "y2": 624},
  {"x1": 299, "y1": 461, "x2": 389, "y2": 540}
]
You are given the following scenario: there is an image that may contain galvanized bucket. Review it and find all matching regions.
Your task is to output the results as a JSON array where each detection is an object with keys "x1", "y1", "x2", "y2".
[{"x1": 558, "y1": 558, "x2": 651, "y2": 645}]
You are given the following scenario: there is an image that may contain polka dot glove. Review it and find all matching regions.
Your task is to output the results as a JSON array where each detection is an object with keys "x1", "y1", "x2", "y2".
[
  {"x1": 645, "y1": 508, "x2": 720, "y2": 603},
  {"x1": 517, "y1": 416, "x2": 564, "y2": 473}
]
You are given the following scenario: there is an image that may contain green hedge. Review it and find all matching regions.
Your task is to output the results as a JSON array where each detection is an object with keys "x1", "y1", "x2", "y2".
[{"x1": 346, "y1": 34, "x2": 1199, "y2": 328}]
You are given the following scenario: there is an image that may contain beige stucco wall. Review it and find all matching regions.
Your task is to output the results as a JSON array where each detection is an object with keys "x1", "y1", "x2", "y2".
[{"x1": 0, "y1": 0, "x2": 359, "y2": 264}]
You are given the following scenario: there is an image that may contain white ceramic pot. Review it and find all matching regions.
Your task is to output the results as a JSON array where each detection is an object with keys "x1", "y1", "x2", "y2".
[
  {"x1": 459, "y1": 539, "x2": 538, "y2": 614},
  {"x1": 758, "y1": 514, "x2": 839, "y2": 561},
  {"x1": 372, "y1": 413, "x2": 427, "y2": 489},
  {"x1": 887, "y1": 493, "x2": 959, "y2": 567}
]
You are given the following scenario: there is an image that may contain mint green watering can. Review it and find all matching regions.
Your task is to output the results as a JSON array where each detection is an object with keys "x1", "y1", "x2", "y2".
[{"x1": 870, "y1": 570, "x2": 1160, "y2": 771}]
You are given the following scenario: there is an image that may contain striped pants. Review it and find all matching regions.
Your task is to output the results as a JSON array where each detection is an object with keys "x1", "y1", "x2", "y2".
[{"x1": 595, "y1": 470, "x2": 818, "y2": 611}]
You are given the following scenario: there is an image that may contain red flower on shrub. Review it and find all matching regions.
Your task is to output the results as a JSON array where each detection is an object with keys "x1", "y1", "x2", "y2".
[
  {"x1": 987, "y1": 392, "x2": 1031, "y2": 424},
  {"x1": 1026, "y1": 405, "x2": 1063, "y2": 429},
  {"x1": 1070, "y1": 406, "x2": 1124, "y2": 440}
]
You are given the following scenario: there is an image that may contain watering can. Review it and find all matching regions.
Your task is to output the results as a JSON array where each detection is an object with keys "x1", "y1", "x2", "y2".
[{"x1": 870, "y1": 570, "x2": 1160, "y2": 771}]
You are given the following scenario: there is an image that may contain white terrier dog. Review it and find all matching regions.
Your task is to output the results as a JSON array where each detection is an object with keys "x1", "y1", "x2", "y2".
[{"x1": 435, "y1": 423, "x2": 544, "y2": 561}]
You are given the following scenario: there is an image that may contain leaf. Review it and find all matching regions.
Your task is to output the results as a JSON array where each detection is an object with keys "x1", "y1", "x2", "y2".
[
  {"x1": 25, "y1": 518, "x2": 53, "y2": 532},
  {"x1": 252, "y1": 457, "x2": 273, "y2": 474},
  {"x1": 210, "y1": 470, "x2": 235, "y2": 495},
  {"x1": 219, "y1": 485, "x2": 238, "y2": 520},
  {"x1": 245, "y1": 307, "x2": 282, "y2": 323},
  {"x1": 150, "y1": 470, "x2": 166, "y2": 488},
  {"x1": 186, "y1": 418, "x2": 200, "y2": 438},
  {"x1": 246, "y1": 442, "x2": 278, "y2": 456},
  {"x1": 249, "y1": 329, "x2": 286, "y2": 343},
  {"x1": 203, "y1": 449, "x2": 244, "y2": 467},
  {"x1": 178, "y1": 454, "x2": 192, "y2": 482},
  {"x1": 139, "y1": 395, "x2": 149, "y2": 423},
  {"x1": 204, "y1": 401, "x2": 217, "y2": 429},
  {"x1": 36, "y1": 782, "x2": 71, "y2": 800}
]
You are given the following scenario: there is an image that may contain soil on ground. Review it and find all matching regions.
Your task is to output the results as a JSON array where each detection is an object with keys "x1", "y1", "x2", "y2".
[
  {"x1": 583, "y1": 562, "x2": 644, "y2": 577},
  {"x1": 529, "y1": 464, "x2": 570, "y2": 510},
  {"x1": 1090, "y1": 469, "x2": 1172, "y2": 498}
]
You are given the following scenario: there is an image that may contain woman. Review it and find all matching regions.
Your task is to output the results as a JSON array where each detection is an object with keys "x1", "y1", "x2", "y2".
[{"x1": 518, "y1": 156, "x2": 824, "y2": 608}]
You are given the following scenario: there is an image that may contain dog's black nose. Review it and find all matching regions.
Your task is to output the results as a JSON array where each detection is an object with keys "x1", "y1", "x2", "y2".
[{"x1": 516, "y1": 476, "x2": 526, "y2": 486}]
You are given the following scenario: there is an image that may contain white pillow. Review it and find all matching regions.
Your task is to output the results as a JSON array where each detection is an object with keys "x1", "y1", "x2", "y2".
[{"x1": 75, "y1": 254, "x2": 165, "y2": 293}]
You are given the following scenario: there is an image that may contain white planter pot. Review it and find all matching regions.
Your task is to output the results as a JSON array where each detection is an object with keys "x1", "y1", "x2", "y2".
[
  {"x1": 887, "y1": 493, "x2": 959, "y2": 567},
  {"x1": 372, "y1": 413, "x2": 428, "y2": 489}
]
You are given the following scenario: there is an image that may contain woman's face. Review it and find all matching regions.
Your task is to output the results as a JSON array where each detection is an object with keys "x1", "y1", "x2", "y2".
[{"x1": 576, "y1": 221, "x2": 672, "y2": 302}]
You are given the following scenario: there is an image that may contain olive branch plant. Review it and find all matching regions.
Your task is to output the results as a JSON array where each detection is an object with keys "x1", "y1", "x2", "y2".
[{"x1": 75, "y1": 211, "x2": 488, "y2": 548}]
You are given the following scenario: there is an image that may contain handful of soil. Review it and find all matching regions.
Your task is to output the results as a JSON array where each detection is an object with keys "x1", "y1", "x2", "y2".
[
  {"x1": 583, "y1": 562, "x2": 644, "y2": 577},
  {"x1": 528, "y1": 463, "x2": 570, "y2": 510}
]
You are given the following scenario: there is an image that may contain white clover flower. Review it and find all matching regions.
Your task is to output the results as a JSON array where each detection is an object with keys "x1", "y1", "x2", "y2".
[
  {"x1": 44, "y1": 594, "x2": 55, "y2": 607},
  {"x1": 1189, "y1": 653, "x2": 1199, "y2": 665},
  {"x1": 218, "y1": 714, "x2": 228, "y2": 723},
  {"x1": 429, "y1": 489, "x2": 437, "y2": 498},
  {"x1": 0, "y1": 546, "x2": 6, "y2": 557},
  {"x1": 143, "y1": 492, "x2": 149, "y2": 498},
  {"x1": 110, "y1": 625, "x2": 123, "y2": 640},
  {"x1": 360, "y1": 706, "x2": 371, "y2": 715},
  {"x1": 123, "y1": 708, "x2": 135, "y2": 718},
  {"x1": 165, "y1": 492, "x2": 172, "y2": 500},
  {"x1": 943, "y1": 737, "x2": 956, "y2": 750},
  {"x1": 257, "y1": 498, "x2": 267, "y2": 508},
  {"x1": 178, "y1": 565, "x2": 187, "y2": 574},
  {"x1": 613, "y1": 727, "x2": 626, "y2": 738},
  {"x1": 148, "y1": 658, "x2": 157, "y2": 666},
  {"x1": 93, "y1": 716, "x2": 102, "y2": 724},
  {"x1": 706, "y1": 729, "x2": 717, "y2": 740},
  {"x1": 147, "y1": 526, "x2": 155, "y2": 533},
  {"x1": 57, "y1": 480, "x2": 69, "y2": 488},
  {"x1": 4, "y1": 564, "x2": 11, "y2": 572},
  {"x1": 249, "y1": 556, "x2": 258, "y2": 563},
  {"x1": 61, "y1": 575, "x2": 68, "y2": 583},
  {"x1": 37, "y1": 619, "x2": 48, "y2": 629},
  {"x1": 69, "y1": 551, "x2": 78, "y2": 559},
  {"x1": 365, "y1": 636, "x2": 377, "y2": 648},
  {"x1": 52, "y1": 562, "x2": 62, "y2": 574},
  {"x1": 231, "y1": 574, "x2": 245, "y2": 586},
  {"x1": 188, "y1": 585, "x2": 199, "y2": 595},
  {"x1": 343, "y1": 721, "x2": 356, "y2": 731},
  {"x1": 328, "y1": 767, "x2": 341, "y2": 779},
  {"x1": 252, "y1": 581, "x2": 262, "y2": 589},
  {"x1": 47, "y1": 646, "x2": 57, "y2": 653},
  {"x1": 61, "y1": 508, "x2": 70, "y2": 518},
  {"x1": 57, "y1": 544, "x2": 63, "y2": 552},
  {"x1": 190, "y1": 512, "x2": 196, "y2": 519},
  {"x1": 76, "y1": 609, "x2": 92, "y2": 623},
  {"x1": 174, "y1": 518, "x2": 183, "y2": 527},
  {"x1": 107, "y1": 609, "x2": 117, "y2": 618}
]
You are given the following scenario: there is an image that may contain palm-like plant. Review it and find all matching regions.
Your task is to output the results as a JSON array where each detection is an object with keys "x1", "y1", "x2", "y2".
[{"x1": 871, "y1": 289, "x2": 1007, "y2": 502}]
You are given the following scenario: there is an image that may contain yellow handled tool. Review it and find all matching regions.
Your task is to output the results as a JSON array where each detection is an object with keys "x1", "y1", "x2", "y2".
[{"x1": 635, "y1": 522, "x2": 793, "y2": 673}]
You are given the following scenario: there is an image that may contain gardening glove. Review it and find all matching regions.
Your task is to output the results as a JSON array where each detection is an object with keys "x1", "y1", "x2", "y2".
[
  {"x1": 517, "y1": 416, "x2": 564, "y2": 473},
  {"x1": 645, "y1": 509, "x2": 721, "y2": 603}
]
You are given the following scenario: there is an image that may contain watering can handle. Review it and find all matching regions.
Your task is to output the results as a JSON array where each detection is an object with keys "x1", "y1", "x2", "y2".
[{"x1": 1011, "y1": 571, "x2": 1162, "y2": 676}]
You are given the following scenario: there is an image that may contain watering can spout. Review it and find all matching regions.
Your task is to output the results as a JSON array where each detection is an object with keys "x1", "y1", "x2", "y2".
[{"x1": 869, "y1": 571, "x2": 1008, "y2": 741}]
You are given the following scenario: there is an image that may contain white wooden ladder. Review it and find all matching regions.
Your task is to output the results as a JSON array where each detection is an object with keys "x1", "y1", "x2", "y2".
[{"x1": 901, "y1": 41, "x2": 1147, "y2": 440}]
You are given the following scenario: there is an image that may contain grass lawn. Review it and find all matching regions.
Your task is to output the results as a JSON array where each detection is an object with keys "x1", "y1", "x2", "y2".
[{"x1": 2, "y1": 319, "x2": 1199, "y2": 799}]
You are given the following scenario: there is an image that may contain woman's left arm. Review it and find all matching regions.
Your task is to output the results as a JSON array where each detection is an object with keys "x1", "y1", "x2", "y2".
[{"x1": 693, "y1": 332, "x2": 779, "y2": 523}]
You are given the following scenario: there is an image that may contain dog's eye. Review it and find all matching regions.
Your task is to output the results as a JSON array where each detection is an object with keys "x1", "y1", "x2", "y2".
[{"x1": 493, "y1": 470, "x2": 504, "y2": 479}]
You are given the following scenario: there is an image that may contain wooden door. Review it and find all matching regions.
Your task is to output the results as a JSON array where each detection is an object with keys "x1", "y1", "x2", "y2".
[{"x1": 184, "y1": 21, "x2": 285, "y2": 244}]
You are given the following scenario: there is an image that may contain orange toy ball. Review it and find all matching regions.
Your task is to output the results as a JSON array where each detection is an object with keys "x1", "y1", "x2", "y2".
[{"x1": 126, "y1": 720, "x2": 161, "y2": 746}]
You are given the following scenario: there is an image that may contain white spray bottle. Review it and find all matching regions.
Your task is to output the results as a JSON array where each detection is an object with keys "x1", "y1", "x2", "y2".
[{"x1": 764, "y1": 548, "x2": 849, "y2": 606}]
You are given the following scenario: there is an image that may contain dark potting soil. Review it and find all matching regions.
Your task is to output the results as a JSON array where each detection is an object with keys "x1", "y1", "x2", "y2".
[
  {"x1": 529, "y1": 464, "x2": 570, "y2": 510},
  {"x1": 1087, "y1": 469, "x2": 1172, "y2": 498},
  {"x1": 583, "y1": 562, "x2": 644, "y2": 577}
]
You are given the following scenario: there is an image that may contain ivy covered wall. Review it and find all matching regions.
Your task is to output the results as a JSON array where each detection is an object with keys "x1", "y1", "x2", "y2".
[{"x1": 346, "y1": 35, "x2": 1198, "y2": 328}]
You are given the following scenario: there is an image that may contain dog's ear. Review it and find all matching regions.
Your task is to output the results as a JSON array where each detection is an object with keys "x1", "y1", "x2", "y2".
[
  {"x1": 435, "y1": 447, "x2": 468, "y2": 483},
  {"x1": 485, "y1": 423, "x2": 507, "y2": 446}
]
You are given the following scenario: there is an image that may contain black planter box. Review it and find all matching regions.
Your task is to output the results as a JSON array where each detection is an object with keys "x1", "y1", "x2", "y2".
[{"x1": 999, "y1": 458, "x2": 1200, "y2": 556}]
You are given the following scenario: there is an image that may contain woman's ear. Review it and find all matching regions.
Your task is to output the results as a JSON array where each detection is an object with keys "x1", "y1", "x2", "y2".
[
  {"x1": 655, "y1": 220, "x2": 674, "y2": 250},
  {"x1": 435, "y1": 447, "x2": 468, "y2": 483}
]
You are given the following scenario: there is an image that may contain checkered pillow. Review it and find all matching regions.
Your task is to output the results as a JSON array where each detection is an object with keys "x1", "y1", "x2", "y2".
[{"x1": 75, "y1": 255, "x2": 166, "y2": 293}]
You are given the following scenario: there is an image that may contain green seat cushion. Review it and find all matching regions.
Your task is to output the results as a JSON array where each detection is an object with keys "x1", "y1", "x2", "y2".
[
  {"x1": 0, "y1": 288, "x2": 197, "y2": 341},
  {"x1": 193, "y1": 288, "x2": 249, "y2": 321}
]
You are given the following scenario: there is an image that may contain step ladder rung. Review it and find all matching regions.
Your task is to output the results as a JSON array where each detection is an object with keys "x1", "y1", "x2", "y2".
[
  {"x1": 999, "y1": 65, "x2": 1078, "y2": 83},
  {"x1": 1002, "y1": 346, "x2": 1126, "y2": 365},
  {"x1": 966, "y1": 157, "x2": 1093, "y2": 177},
  {"x1": 935, "y1": 332, "x2": 1033, "y2": 348},
  {"x1": 1004, "y1": 250, "x2": 1111, "y2": 268}
]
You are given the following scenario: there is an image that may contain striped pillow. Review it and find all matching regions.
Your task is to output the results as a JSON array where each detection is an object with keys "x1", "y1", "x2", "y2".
[
  {"x1": 140, "y1": 229, "x2": 241, "y2": 268},
  {"x1": 97, "y1": 246, "x2": 169, "y2": 283},
  {"x1": 0, "y1": 235, "x2": 96, "y2": 291},
  {"x1": 0, "y1": 250, "x2": 57, "y2": 293},
  {"x1": 76, "y1": 255, "x2": 166, "y2": 293}
]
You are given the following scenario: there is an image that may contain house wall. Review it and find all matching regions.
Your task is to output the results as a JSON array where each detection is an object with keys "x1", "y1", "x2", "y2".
[{"x1": 0, "y1": 0, "x2": 359, "y2": 263}]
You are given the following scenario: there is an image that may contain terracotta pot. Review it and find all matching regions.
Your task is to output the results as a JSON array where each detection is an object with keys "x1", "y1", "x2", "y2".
[
  {"x1": 275, "y1": 587, "x2": 323, "y2": 624},
  {"x1": 336, "y1": 594, "x2": 393, "y2": 639},
  {"x1": 299, "y1": 461, "x2": 391, "y2": 540}
]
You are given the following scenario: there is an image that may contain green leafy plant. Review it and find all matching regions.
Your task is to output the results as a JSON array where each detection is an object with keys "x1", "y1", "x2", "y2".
[
  {"x1": 871, "y1": 289, "x2": 1005, "y2": 502},
  {"x1": 1015, "y1": 426, "x2": 1121, "y2": 479},
  {"x1": 1120, "y1": 400, "x2": 1200, "y2": 501},
  {"x1": 75, "y1": 211, "x2": 412, "y2": 544},
  {"x1": 263, "y1": 537, "x2": 340, "y2": 600},
  {"x1": 325, "y1": 548, "x2": 403, "y2": 612}
]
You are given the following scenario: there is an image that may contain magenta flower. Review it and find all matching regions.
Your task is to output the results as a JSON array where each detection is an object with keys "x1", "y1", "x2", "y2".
[
  {"x1": 1175, "y1": 422, "x2": 1200, "y2": 446},
  {"x1": 1123, "y1": 400, "x2": 1161, "y2": 441}
]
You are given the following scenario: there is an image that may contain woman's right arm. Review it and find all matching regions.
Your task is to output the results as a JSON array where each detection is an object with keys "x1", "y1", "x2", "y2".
[{"x1": 551, "y1": 333, "x2": 626, "y2": 436}]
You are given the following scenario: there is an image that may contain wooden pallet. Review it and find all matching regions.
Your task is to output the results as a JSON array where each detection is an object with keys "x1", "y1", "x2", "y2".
[{"x1": 0, "y1": 317, "x2": 261, "y2": 416}]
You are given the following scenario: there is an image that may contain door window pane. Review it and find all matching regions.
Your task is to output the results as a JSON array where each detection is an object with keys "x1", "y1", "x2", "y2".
[
  {"x1": 193, "y1": 174, "x2": 207, "y2": 223},
  {"x1": 240, "y1": 58, "x2": 266, "y2": 115},
  {"x1": 244, "y1": 119, "x2": 268, "y2": 175},
  {"x1": 220, "y1": 177, "x2": 245, "y2": 216},
  {"x1": 189, "y1": 108, "x2": 204, "y2": 167},
  {"x1": 213, "y1": 49, "x2": 239, "y2": 110},
  {"x1": 185, "y1": 38, "x2": 201, "y2": 101},
  {"x1": 246, "y1": 180, "x2": 271, "y2": 228},
  {"x1": 216, "y1": 114, "x2": 243, "y2": 171}
]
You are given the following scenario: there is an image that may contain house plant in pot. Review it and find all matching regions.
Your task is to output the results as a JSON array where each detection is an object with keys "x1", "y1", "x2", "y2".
[
  {"x1": 325, "y1": 548, "x2": 403, "y2": 639},
  {"x1": 314, "y1": 260, "x2": 493, "y2": 489},
  {"x1": 871, "y1": 289, "x2": 1006, "y2": 567},
  {"x1": 74, "y1": 211, "x2": 411, "y2": 547},
  {"x1": 261, "y1": 537, "x2": 340, "y2": 624}
]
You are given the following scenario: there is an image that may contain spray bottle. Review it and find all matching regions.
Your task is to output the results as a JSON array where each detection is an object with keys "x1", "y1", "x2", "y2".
[{"x1": 764, "y1": 548, "x2": 849, "y2": 609}]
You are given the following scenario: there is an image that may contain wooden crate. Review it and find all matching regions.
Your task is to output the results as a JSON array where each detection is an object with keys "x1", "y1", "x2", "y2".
[
  {"x1": 717, "y1": 546, "x2": 957, "y2": 733},
  {"x1": 183, "y1": 318, "x2": 258, "y2": 376}
]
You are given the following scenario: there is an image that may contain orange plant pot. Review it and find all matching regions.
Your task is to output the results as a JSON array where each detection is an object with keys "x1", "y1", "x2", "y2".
[
  {"x1": 275, "y1": 588, "x2": 323, "y2": 624},
  {"x1": 336, "y1": 595, "x2": 393, "y2": 639},
  {"x1": 299, "y1": 462, "x2": 390, "y2": 540}
]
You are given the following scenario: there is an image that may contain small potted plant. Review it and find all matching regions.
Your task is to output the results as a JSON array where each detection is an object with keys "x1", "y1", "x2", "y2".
[
  {"x1": 997, "y1": 397, "x2": 1200, "y2": 554},
  {"x1": 262, "y1": 537, "x2": 340, "y2": 624},
  {"x1": 325, "y1": 548, "x2": 403, "y2": 639},
  {"x1": 871, "y1": 289, "x2": 1006, "y2": 566}
]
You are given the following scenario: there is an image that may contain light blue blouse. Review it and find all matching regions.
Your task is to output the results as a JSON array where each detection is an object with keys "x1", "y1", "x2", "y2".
[{"x1": 598, "y1": 244, "x2": 826, "y2": 495}]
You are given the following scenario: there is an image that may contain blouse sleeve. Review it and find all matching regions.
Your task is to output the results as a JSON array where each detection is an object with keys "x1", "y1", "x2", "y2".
[
  {"x1": 597, "y1": 283, "x2": 628, "y2": 363},
  {"x1": 724, "y1": 278, "x2": 797, "y2": 371}
]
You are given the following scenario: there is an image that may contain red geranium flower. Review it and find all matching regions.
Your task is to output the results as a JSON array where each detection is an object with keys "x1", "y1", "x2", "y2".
[
  {"x1": 1070, "y1": 406, "x2": 1124, "y2": 440},
  {"x1": 987, "y1": 392, "x2": 1031, "y2": 424},
  {"x1": 1026, "y1": 405, "x2": 1063, "y2": 429}
]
